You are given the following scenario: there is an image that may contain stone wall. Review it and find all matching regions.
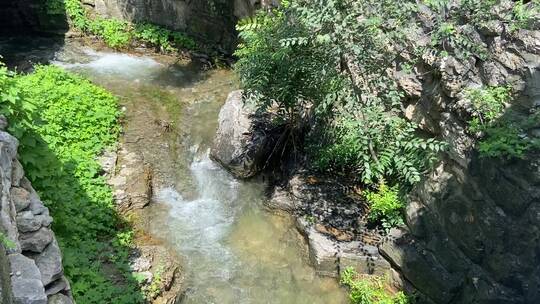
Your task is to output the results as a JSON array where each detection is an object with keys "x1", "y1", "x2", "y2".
[
  {"x1": 0, "y1": 120, "x2": 73, "y2": 304},
  {"x1": 87, "y1": 0, "x2": 272, "y2": 53}
]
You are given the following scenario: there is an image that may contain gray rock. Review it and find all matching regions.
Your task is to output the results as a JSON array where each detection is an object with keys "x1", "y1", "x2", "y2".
[
  {"x1": 296, "y1": 218, "x2": 340, "y2": 277},
  {"x1": 305, "y1": 227, "x2": 339, "y2": 277},
  {"x1": 44, "y1": 277, "x2": 68, "y2": 296},
  {"x1": 380, "y1": 229, "x2": 463, "y2": 304},
  {"x1": 11, "y1": 160, "x2": 25, "y2": 187},
  {"x1": 515, "y1": 29, "x2": 540, "y2": 54},
  {"x1": 0, "y1": 115, "x2": 7, "y2": 131},
  {"x1": 32, "y1": 240, "x2": 63, "y2": 286},
  {"x1": 0, "y1": 131, "x2": 19, "y2": 157},
  {"x1": 339, "y1": 243, "x2": 391, "y2": 277},
  {"x1": 9, "y1": 253, "x2": 47, "y2": 304},
  {"x1": 11, "y1": 278, "x2": 47, "y2": 304},
  {"x1": 8, "y1": 254, "x2": 42, "y2": 281},
  {"x1": 16, "y1": 211, "x2": 42, "y2": 233},
  {"x1": 27, "y1": 195, "x2": 47, "y2": 216},
  {"x1": 19, "y1": 228, "x2": 53, "y2": 253},
  {"x1": 339, "y1": 252, "x2": 391, "y2": 277},
  {"x1": 266, "y1": 187, "x2": 298, "y2": 211},
  {"x1": 11, "y1": 188, "x2": 31, "y2": 213},
  {"x1": 395, "y1": 71, "x2": 423, "y2": 98},
  {"x1": 0, "y1": 121, "x2": 73, "y2": 304},
  {"x1": 210, "y1": 90, "x2": 270, "y2": 179},
  {"x1": 47, "y1": 294, "x2": 73, "y2": 304}
]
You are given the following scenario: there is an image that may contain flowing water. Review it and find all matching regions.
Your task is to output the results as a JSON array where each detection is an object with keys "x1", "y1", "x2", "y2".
[{"x1": 49, "y1": 41, "x2": 348, "y2": 304}]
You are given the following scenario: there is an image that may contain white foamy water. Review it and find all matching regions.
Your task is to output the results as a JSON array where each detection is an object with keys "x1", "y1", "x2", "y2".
[
  {"x1": 53, "y1": 48, "x2": 164, "y2": 82},
  {"x1": 155, "y1": 155, "x2": 238, "y2": 261},
  {"x1": 152, "y1": 153, "x2": 347, "y2": 304}
]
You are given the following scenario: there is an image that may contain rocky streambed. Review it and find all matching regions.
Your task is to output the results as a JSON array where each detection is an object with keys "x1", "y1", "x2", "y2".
[
  {"x1": 210, "y1": 90, "x2": 404, "y2": 284},
  {"x1": 48, "y1": 39, "x2": 351, "y2": 303}
]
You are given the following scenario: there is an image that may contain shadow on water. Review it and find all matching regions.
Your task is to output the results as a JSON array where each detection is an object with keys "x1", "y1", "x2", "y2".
[
  {"x1": 0, "y1": 0, "x2": 67, "y2": 71},
  {"x1": 384, "y1": 66, "x2": 540, "y2": 304},
  {"x1": 0, "y1": 0, "x2": 68, "y2": 35}
]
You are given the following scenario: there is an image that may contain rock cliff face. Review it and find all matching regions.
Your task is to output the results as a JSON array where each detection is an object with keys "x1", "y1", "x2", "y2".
[
  {"x1": 88, "y1": 0, "x2": 272, "y2": 53},
  {"x1": 0, "y1": 122, "x2": 73, "y2": 304},
  {"x1": 211, "y1": 7, "x2": 540, "y2": 304},
  {"x1": 378, "y1": 20, "x2": 540, "y2": 304}
]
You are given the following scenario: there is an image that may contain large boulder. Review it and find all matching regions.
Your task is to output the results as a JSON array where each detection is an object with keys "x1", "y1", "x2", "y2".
[{"x1": 210, "y1": 90, "x2": 271, "y2": 179}]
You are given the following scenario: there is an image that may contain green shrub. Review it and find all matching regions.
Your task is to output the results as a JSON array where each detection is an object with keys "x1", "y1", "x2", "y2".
[
  {"x1": 316, "y1": 112, "x2": 445, "y2": 186},
  {"x1": 170, "y1": 31, "x2": 197, "y2": 51},
  {"x1": 510, "y1": 0, "x2": 540, "y2": 31},
  {"x1": 134, "y1": 23, "x2": 197, "y2": 51},
  {"x1": 53, "y1": 0, "x2": 196, "y2": 51},
  {"x1": 64, "y1": 0, "x2": 89, "y2": 30},
  {"x1": 88, "y1": 17, "x2": 132, "y2": 48},
  {"x1": 1, "y1": 64, "x2": 145, "y2": 303},
  {"x1": 341, "y1": 267, "x2": 410, "y2": 304},
  {"x1": 364, "y1": 182, "x2": 405, "y2": 231},
  {"x1": 235, "y1": 0, "x2": 538, "y2": 187},
  {"x1": 0, "y1": 232, "x2": 16, "y2": 250},
  {"x1": 467, "y1": 86, "x2": 511, "y2": 133},
  {"x1": 477, "y1": 112, "x2": 540, "y2": 159},
  {"x1": 0, "y1": 62, "x2": 35, "y2": 141},
  {"x1": 466, "y1": 86, "x2": 540, "y2": 159},
  {"x1": 235, "y1": 0, "x2": 448, "y2": 187},
  {"x1": 134, "y1": 23, "x2": 174, "y2": 51}
]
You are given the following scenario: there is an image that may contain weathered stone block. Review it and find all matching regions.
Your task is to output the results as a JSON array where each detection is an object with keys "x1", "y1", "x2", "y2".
[
  {"x1": 307, "y1": 229, "x2": 339, "y2": 277},
  {"x1": 32, "y1": 240, "x2": 64, "y2": 286},
  {"x1": 19, "y1": 228, "x2": 53, "y2": 253},
  {"x1": 47, "y1": 294, "x2": 73, "y2": 304},
  {"x1": 9, "y1": 253, "x2": 47, "y2": 304},
  {"x1": 11, "y1": 188, "x2": 31, "y2": 213}
]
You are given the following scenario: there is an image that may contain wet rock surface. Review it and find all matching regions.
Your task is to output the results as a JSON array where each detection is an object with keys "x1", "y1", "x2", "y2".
[
  {"x1": 102, "y1": 144, "x2": 185, "y2": 304},
  {"x1": 270, "y1": 173, "x2": 367, "y2": 232},
  {"x1": 265, "y1": 174, "x2": 390, "y2": 280}
]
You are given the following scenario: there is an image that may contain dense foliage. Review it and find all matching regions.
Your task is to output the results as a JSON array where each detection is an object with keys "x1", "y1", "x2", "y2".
[
  {"x1": 235, "y1": 0, "x2": 450, "y2": 188},
  {"x1": 466, "y1": 86, "x2": 540, "y2": 158},
  {"x1": 364, "y1": 183, "x2": 405, "y2": 231},
  {"x1": 48, "y1": 0, "x2": 196, "y2": 51},
  {"x1": 0, "y1": 64, "x2": 144, "y2": 303},
  {"x1": 467, "y1": 86, "x2": 512, "y2": 133},
  {"x1": 235, "y1": 0, "x2": 538, "y2": 229},
  {"x1": 341, "y1": 267, "x2": 410, "y2": 304}
]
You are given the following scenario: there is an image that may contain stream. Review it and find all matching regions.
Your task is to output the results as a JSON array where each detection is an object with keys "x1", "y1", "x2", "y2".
[{"x1": 20, "y1": 40, "x2": 348, "y2": 303}]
